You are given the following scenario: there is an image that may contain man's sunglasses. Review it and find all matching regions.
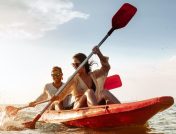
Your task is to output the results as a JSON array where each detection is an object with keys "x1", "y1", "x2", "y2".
[{"x1": 51, "y1": 73, "x2": 62, "y2": 77}]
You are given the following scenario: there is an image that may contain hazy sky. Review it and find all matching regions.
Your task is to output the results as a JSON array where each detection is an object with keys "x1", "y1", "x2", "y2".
[{"x1": 0, "y1": 0, "x2": 176, "y2": 104}]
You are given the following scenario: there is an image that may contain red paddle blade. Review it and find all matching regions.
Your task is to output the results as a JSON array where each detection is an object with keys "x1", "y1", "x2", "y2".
[
  {"x1": 112, "y1": 3, "x2": 137, "y2": 29},
  {"x1": 23, "y1": 114, "x2": 41, "y2": 129},
  {"x1": 23, "y1": 121, "x2": 36, "y2": 129},
  {"x1": 104, "y1": 75, "x2": 122, "y2": 90},
  {"x1": 5, "y1": 106, "x2": 19, "y2": 116}
]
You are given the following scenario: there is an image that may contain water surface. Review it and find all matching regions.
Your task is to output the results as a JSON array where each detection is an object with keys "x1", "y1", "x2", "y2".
[{"x1": 0, "y1": 102, "x2": 175, "y2": 134}]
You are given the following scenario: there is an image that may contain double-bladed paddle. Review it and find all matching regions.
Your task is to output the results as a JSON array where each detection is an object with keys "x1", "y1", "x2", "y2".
[{"x1": 23, "y1": 3, "x2": 137, "y2": 129}]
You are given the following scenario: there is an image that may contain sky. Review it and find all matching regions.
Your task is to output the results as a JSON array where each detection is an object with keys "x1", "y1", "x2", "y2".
[{"x1": 0, "y1": 0, "x2": 176, "y2": 104}]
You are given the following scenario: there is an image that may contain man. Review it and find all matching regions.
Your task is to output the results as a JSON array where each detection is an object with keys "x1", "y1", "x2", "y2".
[{"x1": 29, "y1": 66, "x2": 72, "y2": 110}]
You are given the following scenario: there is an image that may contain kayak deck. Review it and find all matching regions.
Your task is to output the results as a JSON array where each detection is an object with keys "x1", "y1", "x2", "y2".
[{"x1": 41, "y1": 96, "x2": 174, "y2": 128}]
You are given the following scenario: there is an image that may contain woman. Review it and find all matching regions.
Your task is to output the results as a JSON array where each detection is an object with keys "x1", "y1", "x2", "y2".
[{"x1": 57, "y1": 46, "x2": 120, "y2": 109}]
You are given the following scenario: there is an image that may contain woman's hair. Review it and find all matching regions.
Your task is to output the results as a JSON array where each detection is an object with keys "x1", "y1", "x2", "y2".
[{"x1": 73, "y1": 53, "x2": 92, "y2": 73}]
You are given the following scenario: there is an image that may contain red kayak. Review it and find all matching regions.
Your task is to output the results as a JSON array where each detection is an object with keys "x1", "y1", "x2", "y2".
[{"x1": 41, "y1": 96, "x2": 174, "y2": 128}]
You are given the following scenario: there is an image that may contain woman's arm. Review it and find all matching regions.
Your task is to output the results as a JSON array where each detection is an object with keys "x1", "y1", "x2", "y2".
[{"x1": 92, "y1": 46, "x2": 110, "y2": 78}]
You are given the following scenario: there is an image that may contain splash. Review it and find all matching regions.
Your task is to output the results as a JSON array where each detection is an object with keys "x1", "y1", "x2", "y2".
[{"x1": 0, "y1": 106, "x2": 24, "y2": 131}]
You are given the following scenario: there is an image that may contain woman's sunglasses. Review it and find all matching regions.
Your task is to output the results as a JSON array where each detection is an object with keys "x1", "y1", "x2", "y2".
[{"x1": 72, "y1": 62, "x2": 81, "y2": 68}]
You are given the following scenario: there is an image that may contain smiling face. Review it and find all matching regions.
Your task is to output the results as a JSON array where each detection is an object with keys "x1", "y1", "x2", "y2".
[
  {"x1": 72, "y1": 57, "x2": 85, "y2": 74},
  {"x1": 51, "y1": 67, "x2": 63, "y2": 83},
  {"x1": 72, "y1": 53, "x2": 91, "y2": 75}
]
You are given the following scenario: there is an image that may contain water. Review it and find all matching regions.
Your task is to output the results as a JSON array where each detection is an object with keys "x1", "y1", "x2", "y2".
[{"x1": 0, "y1": 102, "x2": 175, "y2": 134}]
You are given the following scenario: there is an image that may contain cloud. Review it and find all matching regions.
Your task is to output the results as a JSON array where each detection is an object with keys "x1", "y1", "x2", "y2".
[{"x1": 0, "y1": 0, "x2": 89, "y2": 40}]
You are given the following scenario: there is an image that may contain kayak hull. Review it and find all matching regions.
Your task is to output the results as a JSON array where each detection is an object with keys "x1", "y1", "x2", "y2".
[{"x1": 41, "y1": 96, "x2": 174, "y2": 128}]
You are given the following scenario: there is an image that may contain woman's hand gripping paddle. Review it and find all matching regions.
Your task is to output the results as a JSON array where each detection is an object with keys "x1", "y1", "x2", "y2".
[{"x1": 23, "y1": 3, "x2": 137, "y2": 129}]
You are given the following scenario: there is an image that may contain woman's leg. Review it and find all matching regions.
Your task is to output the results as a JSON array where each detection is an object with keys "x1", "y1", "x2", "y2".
[
  {"x1": 62, "y1": 94, "x2": 74, "y2": 110},
  {"x1": 84, "y1": 89, "x2": 97, "y2": 106},
  {"x1": 49, "y1": 101, "x2": 64, "y2": 111},
  {"x1": 99, "y1": 90, "x2": 121, "y2": 104},
  {"x1": 73, "y1": 95, "x2": 87, "y2": 109},
  {"x1": 73, "y1": 89, "x2": 97, "y2": 109}
]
